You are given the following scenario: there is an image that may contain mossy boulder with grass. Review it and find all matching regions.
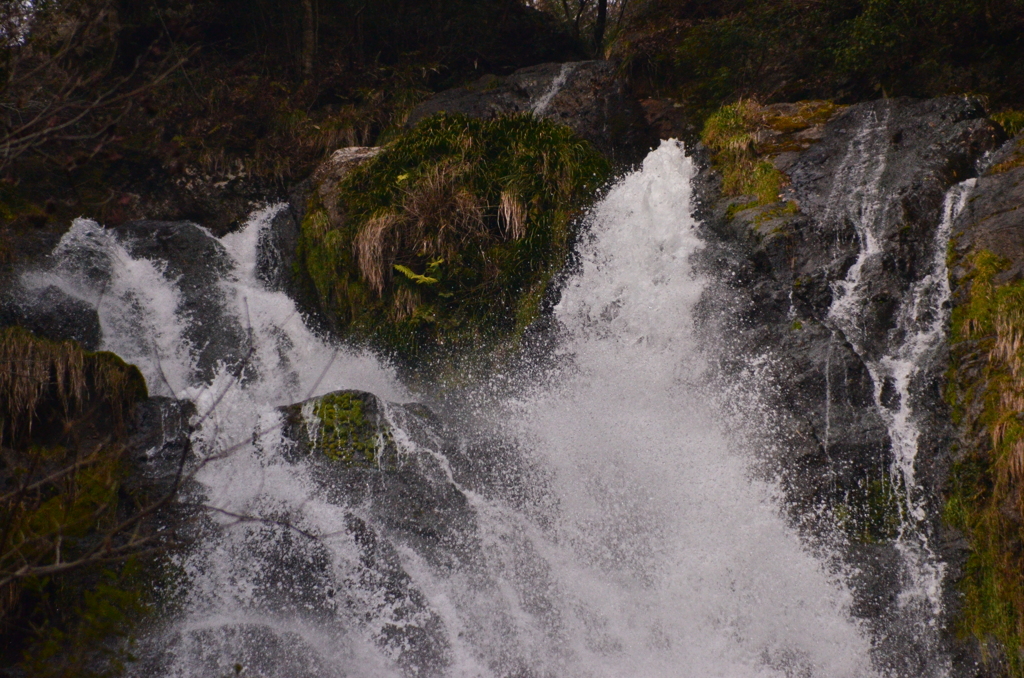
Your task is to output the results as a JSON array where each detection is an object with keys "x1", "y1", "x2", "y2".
[
  {"x1": 0, "y1": 327, "x2": 169, "y2": 675},
  {"x1": 701, "y1": 99, "x2": 843, "y2": 205},
  {"x1": 297, "y1": 112, "x2": 610, "y2": 362}
]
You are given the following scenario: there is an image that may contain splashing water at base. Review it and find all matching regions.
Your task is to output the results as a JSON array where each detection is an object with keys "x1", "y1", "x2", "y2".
[{"x1": 36, "y1": 142, "x2": 878, "y2": 677}]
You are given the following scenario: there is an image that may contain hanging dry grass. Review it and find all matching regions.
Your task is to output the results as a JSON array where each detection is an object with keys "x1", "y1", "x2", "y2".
[
  {"x1": 354, "y1": 211, "x2": 404, "y2": 294},
  {"x1": 0, "y1": 327, "x2": 145, "y2": 445},
  {"x1": 403, "y1": 161, "x2": 487, "y2": 260},
  {"x1": 499, "y1": 190, "x2": 527, "y2": 241},
  {"x1": 0, "y1": 328, "x2": 87, "y2": 441}
]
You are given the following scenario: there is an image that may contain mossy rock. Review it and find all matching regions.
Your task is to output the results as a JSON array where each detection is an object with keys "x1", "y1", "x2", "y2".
[
  {"x1": 946, "y1": 248, "x2": 1024, "y2": 674},
  {"x1": 0, "y1": 326, "x2": 148, "y2": 444},
  {"x1": 0, "y1": 327, "x2": 157, "y2": 675},
  {"x1": 701, "y1": 100, "x2": 844, "y2": 205},
  {"x1": 281, "y1": 390, "x2": 396, "y2": 469},
  {"x1": 297, "y1": 112, "x2": 610, "y2": 363}
]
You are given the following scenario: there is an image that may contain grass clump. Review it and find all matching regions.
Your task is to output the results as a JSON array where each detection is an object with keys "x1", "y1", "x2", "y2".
[
  {"x1": 701, "y1": 100, "x2": 838, "y2": 206},
  {"x1": 946, "y1": 249, "x2": 1024, "y2": 674},
  {"x1": 298, "y1": 112, "x2": 610, "y2": 361}
]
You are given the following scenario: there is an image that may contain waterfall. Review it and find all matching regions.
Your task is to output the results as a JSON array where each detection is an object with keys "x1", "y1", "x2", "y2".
[
  {"x1": 33, "y1": 142, "x2": 879, "y2": 677},
  {"x1": 822, "y1": 107, "x2": 979, "y2": 674},
  {"x1": 532, "y1": 63, "x2": 576, "y2": 116}
]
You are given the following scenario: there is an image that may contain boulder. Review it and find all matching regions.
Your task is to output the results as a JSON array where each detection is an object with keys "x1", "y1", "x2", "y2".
[
  {"x1": 0, "y1": 283, "x2": 102, "y2": 350},
  {"x1": 112, "y1": 220, "x2": 251, "y2": 383},
  {"x1": 275, "y1": 389, "x2": 473, "y2": 675},
  {"x1": 406, "y1": 61, "x2": 656, "y2": 165}
]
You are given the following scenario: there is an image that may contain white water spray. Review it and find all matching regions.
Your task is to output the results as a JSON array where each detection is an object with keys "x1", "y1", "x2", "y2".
[{"x1": 33, "y1": 143, "x2": 878, "y2": 677}]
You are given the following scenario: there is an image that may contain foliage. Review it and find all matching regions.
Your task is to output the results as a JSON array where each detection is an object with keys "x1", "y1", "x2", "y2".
[
  {"x1": 0, "y1": 328, "x2": 159, "y2": 675},
  {"x1": 298, "y1": 112, "x2": 610, "y2": 362},
  {"x1": 993, "y1": 110, "x2": 1024, "y2": 138},
  {"x1": 700, "y1": 100, "x2": 840, "y2": 205},
  {"x1": 613, "y1": 0, "x2": 1024, "y2": 123},
  {"x1": 946, "y1": 249, "x2": 1024, "y2": 675}
]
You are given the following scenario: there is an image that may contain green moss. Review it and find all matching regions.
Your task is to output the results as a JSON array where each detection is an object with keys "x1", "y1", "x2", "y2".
[
  {"x1": 701, "y1": 101, "x2": 801, "y2": 205},
  {"x1": 993, "y1": 110, "x2": 1024, "y2": 138},
  {"x1": 305, "y1": 392, "x2": 385, "y2": 467},
  {"x1": 946, "y1": 249, "x2": 1024, "y2": 674},
  {"x1": 753, "y1": 200, "x2": 800, "y2": 226},
  {"x1": 834, "y1": 474, "x2": 905, "y2": 545},
  {"x1": 297, "y1": 112, "x2": 610, "y2": 361}
]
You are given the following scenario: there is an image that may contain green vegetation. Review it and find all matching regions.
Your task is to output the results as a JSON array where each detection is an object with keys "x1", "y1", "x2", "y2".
[
  {"x1": 701, "y1": 100, "x2": 839, "y2": 206},
  {"x1": 993, "y1": 110, "x2": 1024, "y2": 139},
  {"x1": 702, "y1": 102, "x2": 785, "y2": 204},
  {"x1": 298, "y1": 112, "x2": 610, "y2": 361},
  {"x1": 615, "y1": 0, "x2": 1024, "y2": 125},
  {"x1": 0, "y1": 327, "x2": 156, "y2": 676},
  {"x1": 306, "y1": 393, "x2": 383, "y2": 467},
  {"x1": 946, "y1": 250, "x2": 1024, "y2": 674}
]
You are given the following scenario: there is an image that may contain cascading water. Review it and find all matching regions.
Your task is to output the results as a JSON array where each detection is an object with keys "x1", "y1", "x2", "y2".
[
  {"x1": 31, "y1": 142, "x2": 881, "y2": 677},
  {"x1": 532, "y1": 63, "x2": 576, "y2": 116},
  {"x1": 822, "y1": 107, "x2": 979, "y2": 674}
]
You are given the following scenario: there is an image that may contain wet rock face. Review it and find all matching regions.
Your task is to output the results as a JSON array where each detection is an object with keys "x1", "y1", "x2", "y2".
[
  {"x1": 112, "y1": 220, "x2": 251, "y2": 383},
  {"x1": 694, "y1": 96, "x2": 1005, "y2": 676},
  {"x1": 275, "y1": 390, "x2": 477, "y2": 676},
  {"x1": 0, "y1": 283, "x2": 102, "y2": 349},
  {"x1": 406, "y1": 61, "x2": 656, "y2": 165},
  {"x1": 949, "y1": 136, "x2": 1024, "y2": 282},
  {"x1": 279, "y1": 390, "x2": 477, "y2": 565}
]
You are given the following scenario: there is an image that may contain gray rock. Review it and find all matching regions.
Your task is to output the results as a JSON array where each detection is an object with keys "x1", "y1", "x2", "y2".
[
  {"x1": 0, "y1": 283, "x2": 101, "y2": 349},
  {"x1": 694, "y1": 96, "x2": 1005, "y2": 676},
  {"x1": 949, "y1": 136, "x2": 1024, "y2": 284},
  {"x1": 406, "y1": 61, "x2": 656, "y2": 165},
  {"x1": 112, "y1": 220, "x2": 251, "y2": 383}
]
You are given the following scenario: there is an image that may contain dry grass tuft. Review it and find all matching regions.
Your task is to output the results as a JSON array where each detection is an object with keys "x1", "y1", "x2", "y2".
[
  {"x1": 403, "y1": 161, "x2": 487, "y2": 260},
  {"x1": 499, "y1": 190, "x2": 527, "y2": 241},
  {"x1": 354, "y1": 211, "x2": 403, "y2": 295},
  {"x1": 0, "y1": 328, "x2": 87, "y2": 441},
  {"x1": 0, "y1": 328, "x2": 145, "y2": 445}
]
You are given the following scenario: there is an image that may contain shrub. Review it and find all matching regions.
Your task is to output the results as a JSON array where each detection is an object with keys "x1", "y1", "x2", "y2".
[
  {"x1": 993, "y1": 110, "x2": 1024, "y2": 139},
  {"x1": 298, "y1": 112, "x2": 610, "y2": 361},
  {"x1": 0, "y1": 327, "x2": 156, "y2": 676}
]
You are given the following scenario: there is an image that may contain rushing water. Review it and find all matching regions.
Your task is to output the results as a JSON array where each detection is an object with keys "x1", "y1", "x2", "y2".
[
  {"x1": 818, "y1": 106, "x2": 979, "y2": 676},
  {"x1": 32, "y1": 142, "x2": 884, "y2": 677}
]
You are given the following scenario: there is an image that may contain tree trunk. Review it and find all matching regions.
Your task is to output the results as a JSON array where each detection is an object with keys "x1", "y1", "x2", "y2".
[
  {"x1": 593, "y1": 0, "x2": 607, "y2": 56},
  {"x1": 301, "y1": 0, "x2": 315, "y2": 77}
]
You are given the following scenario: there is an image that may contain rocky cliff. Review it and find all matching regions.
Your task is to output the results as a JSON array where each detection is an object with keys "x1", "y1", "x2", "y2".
[{"x1": 693, "y1": 96, "x2": 1007, "y2": 676}]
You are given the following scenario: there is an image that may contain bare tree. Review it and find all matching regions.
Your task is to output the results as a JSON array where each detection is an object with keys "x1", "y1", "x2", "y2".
[
  {"x1": 0, "y1": 0, "x2": 184, "y2": 175},
  {"x1": 301, "y1": 0, "x2": 316, "y2": 77}
]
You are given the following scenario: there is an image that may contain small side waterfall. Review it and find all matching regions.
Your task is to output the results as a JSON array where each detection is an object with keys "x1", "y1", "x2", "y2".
[
  {"x1": 822, "y1": 107, "x2": 978, "y2": 674},
  {"x1": 23, "y1": 142, "x2": 886, "y2": 677},
  {"x1": 532, "y1": 63, "x2": 577, "y2": 116}
]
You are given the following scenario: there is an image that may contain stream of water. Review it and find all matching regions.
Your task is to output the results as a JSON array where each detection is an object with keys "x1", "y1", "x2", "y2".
[{"x1": 32, "y1": 141, "x2": 888, "y2": 677}]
